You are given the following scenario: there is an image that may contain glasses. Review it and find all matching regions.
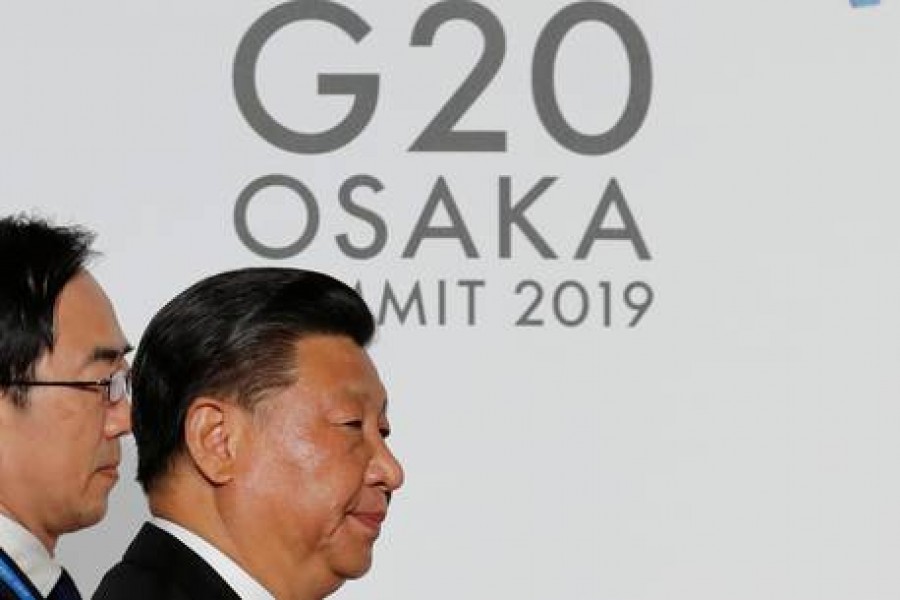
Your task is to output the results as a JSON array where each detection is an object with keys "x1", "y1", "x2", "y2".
[{"x1": 1, "y1": 369, "x2": 131, "y2": 405}]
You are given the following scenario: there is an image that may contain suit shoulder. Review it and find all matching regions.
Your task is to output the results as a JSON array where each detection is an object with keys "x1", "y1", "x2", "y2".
[{"x1": 92, "y1": 560, "x2": 190, "y2": 600}]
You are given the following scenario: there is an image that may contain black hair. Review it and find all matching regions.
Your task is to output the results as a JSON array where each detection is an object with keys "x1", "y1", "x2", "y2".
[
  {"x1": 133, "y1": 267, "x2": 375, "y2": 491},
  {"x1": 0, "y1": 214, "x2": 96, "y2": 405}
]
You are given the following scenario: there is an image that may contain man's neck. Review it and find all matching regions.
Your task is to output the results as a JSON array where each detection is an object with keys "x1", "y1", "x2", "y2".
[{"x1": 0, "y1": 502, "x2": 56, "y2": 554}]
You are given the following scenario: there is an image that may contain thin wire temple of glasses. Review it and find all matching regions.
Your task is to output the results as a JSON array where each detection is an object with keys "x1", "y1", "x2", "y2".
[{"x1": 0, "y1": 369, "x2": 131, "y2": 403}]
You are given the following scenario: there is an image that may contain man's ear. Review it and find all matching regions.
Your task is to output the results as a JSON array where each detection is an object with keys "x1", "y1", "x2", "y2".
[{"x1": 183, "y1": 398, "x2": 248, "y2": 486}]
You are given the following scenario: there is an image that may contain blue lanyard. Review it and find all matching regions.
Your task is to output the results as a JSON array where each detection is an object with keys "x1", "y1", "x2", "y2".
[{"x1": 0, "y1": 551, "x2": 39, "y2": 600}]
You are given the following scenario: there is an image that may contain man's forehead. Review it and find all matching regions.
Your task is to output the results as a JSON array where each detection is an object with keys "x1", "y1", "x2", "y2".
[
  {"x1": 343, "y1": 385, "x2": 389, "y2": 413},
  {"x1": 50, "y1": 271, "x2": 129, "y2": 367},
  {"x1": 291, "y1": 336, "x2": 387, "y2": 405},
  {"x1": 293, "y1": 335, "x2": 378, "y2": 371}
]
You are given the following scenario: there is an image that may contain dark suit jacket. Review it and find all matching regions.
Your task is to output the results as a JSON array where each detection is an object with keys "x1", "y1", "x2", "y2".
[{"x1": 91, "y1": 523, "x2": 241, "y2": 600}]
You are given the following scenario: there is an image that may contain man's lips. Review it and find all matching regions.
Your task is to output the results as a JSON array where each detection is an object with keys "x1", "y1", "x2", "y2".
[
  {"x1": 96, "y1": 463, "x2": 120, "y2": 479},
  {"x1": 351, "y1": 511, "x2": 387, "y2": 534}
]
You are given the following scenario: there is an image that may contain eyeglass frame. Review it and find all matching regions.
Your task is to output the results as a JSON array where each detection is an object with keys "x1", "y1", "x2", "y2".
[{"x1": 0, "y1": 368, "x2": 132, "y2": 405}]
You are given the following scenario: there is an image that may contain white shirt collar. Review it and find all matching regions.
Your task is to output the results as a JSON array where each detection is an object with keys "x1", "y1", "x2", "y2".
[
  {"x1": 0, "y1": 513, "x2": 62, "y2": 597},
  {"x1": 151, "y1": 517, "x2": 276, "y2": 600}
]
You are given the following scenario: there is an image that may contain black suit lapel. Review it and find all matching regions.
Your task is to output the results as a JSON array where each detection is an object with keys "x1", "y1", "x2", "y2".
[{"x1": 122, "y1": 524, "x2": 241, "y2": 600}]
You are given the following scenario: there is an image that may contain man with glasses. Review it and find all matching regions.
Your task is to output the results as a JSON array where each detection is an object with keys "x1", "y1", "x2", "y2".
[{"x1": 0, "y1": 215, "x2": 132, "y2": 600}]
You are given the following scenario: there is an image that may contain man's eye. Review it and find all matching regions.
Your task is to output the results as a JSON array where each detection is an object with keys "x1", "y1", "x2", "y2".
[
  {"x1": 343, "y1": 420, "x2": 364, "y2": 429},
  {"x1": 379, "y1": 427, "x2": 391, "y2": 439}
]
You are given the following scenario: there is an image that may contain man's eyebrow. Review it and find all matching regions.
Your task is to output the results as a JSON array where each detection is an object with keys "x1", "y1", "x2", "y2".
[{"x1": 85, "y1": 343, "x2": 133, "y2": 365}]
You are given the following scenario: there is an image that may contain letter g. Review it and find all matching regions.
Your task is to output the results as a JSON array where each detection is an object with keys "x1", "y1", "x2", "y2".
[{"x1": 233, "y1": 0, "x2": 378, "y2": 154}]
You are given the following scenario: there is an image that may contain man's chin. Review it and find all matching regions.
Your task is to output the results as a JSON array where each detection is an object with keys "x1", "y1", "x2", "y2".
[
  {"x1": 71, "y1": 496, "x2": 111, "y2": 531},
  {"x1": 333, "y1": 551, "x2": 374, "y2": 581}
]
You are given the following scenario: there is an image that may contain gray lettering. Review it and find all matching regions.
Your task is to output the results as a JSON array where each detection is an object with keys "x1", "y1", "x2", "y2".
[
  {"x1": 499, "y1": 176, "x2": 558, "y2": 259},
  {"x1": 533, "y1": 2, "x2": 652, "y2": 155},
  {"x1": 403, "y1": 177, "x2": 478, "y2": 258},
  {"x1": 458, "y1": 279, "x2": 486, "y2": 326},
  {"x1": 553, "y1": 280, "x2": 589, "y2": 326},
  {"x1": 379, "y1": 281, "x2": 426, "y2": 325},
  {"x1": 336, "y1": 174, "x2": 387, "y2": 259},
  {"x1": 234, "y1": 174, "x2": 319, "y2": 259},
  {"x1": 409, "y1": 1, "x2": 506, "y2": 152},
  {"x1": 234, "y1": 1, "x2": 378, "y2": 154},
  {"x1": 575, "y1": 178, "x2": 650, "y2": 260}
]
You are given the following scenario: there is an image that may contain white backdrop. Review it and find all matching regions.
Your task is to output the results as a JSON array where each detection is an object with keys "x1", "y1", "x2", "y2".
[{"x1": 2, "y1": 1, "x2": 900, "y2": 598}]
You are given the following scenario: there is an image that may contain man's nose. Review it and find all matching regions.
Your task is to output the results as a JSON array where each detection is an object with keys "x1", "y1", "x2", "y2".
[
  {"x1": 104, "y1": 397, "x2": 132, "y2": 437},
  {"x1": 366, "y1": 438, "x2": 405, "y2": 492}
]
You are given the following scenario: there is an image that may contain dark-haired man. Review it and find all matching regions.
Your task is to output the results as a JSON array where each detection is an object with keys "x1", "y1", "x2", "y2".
[
  {"x1": 0, "y1": 215, "x2": 132, "y2": 600},
  {"x1": 93, "y1": 268, "x2": 404, "y2": 600}
]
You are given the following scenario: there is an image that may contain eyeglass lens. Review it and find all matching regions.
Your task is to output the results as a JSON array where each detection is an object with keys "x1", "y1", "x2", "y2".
[{"x1": 107, "y1": 371, "x2": 131, "y2": 403}]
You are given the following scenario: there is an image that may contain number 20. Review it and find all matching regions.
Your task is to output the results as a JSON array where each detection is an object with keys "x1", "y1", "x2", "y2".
[{"x1": 234, "y1": 0, "x2": 652, "y2": 155}]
